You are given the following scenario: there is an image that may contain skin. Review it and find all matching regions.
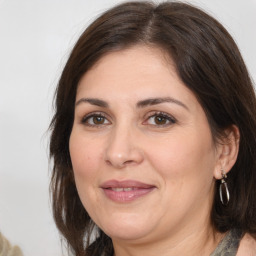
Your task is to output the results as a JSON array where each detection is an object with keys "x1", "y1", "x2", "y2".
[
  {"x1": 237, "y1": 233, "x2": 256, "y2": 256},
  {"x1": 69, "y1": 45, "x2": 241, "y2": 255}
]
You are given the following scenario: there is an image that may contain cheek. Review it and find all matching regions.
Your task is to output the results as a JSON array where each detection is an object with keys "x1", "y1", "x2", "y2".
[
  {"x1": 69, "y1": 132, "x2": 104, "y2": 213},
  {"x1": 69, "y1": 132, "x2": 103, "y2": 181},
  {"x1": 145, "y1": 132, "x2": 216, "y2": 221},
  {"x1": 146, "y1": 129, "x2": 216, "y2": 182}
]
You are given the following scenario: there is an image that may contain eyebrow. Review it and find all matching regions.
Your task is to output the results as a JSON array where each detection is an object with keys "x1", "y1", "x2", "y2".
[
  {"x1": 75, "y1": 98, "x2": 109, "y2": 108},
  {"x1": 136, "y1": 97, "x2": 189, "y2": 110},
  {"x1": 75, "y1": 97, "x2": 188, "y2": 110}
]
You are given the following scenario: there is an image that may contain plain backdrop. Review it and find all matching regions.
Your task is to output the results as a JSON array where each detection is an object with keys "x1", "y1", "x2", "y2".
[{"x1": 0, "y1": 0, "x2": 255, "y2": 255}]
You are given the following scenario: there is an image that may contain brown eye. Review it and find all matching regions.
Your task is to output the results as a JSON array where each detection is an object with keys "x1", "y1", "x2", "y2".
[
  {"x1": 154, "y1": 116, "x2": 168, "y2": 125},
  {"x1": 93, "y1": 116, "x2": 105, "y2": 124},
  {"x1": 82, "y1": 113, "x2": 110, "y2": 126},
  {"x1": 146, "y1": 112, "x2": 176, "y2": 127}
]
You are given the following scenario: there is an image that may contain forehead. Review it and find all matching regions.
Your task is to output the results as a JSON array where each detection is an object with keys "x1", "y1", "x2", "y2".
[
  {"x1": 76, "y1": 45, "x2": 195, "y2": 106},
  {"x1": 91, "y1": 45, "x2": 174, "y2": 71}
]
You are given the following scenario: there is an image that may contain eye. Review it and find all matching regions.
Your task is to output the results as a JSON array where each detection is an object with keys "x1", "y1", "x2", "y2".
[
  {"x1": 81, "y1": 112, "x2": 110, "y2": 127},
  {"x1": 145, "y1": 112, "x2": 176, "y2": 127}
]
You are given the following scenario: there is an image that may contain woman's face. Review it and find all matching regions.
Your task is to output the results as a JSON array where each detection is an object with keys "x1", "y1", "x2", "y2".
[{"x1": 69, "y1": 46, "x2": 221, "y2": 244}]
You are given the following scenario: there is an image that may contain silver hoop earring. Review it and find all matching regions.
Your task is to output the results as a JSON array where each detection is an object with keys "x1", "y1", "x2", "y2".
[{"x1": 219, "y1": 170, "x2": 230, "y2": 205}]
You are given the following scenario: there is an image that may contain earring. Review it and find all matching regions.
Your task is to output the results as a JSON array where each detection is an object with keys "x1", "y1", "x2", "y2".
[{"x1": 219, "y1": 170, "x2": 230, "y2": 205}]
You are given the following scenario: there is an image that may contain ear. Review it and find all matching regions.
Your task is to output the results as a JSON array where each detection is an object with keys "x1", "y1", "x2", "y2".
[{"x1": 213, "y1": 125, "x2": 240, "y2": 179}]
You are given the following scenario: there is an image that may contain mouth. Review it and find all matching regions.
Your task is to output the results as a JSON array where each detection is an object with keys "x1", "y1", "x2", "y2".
[
  {"x1": 109, "y1": 187, "x2": 140, "y2": 192},
  {"x1": 100, "y1": 180, "x2": 156, "y2": 203}
]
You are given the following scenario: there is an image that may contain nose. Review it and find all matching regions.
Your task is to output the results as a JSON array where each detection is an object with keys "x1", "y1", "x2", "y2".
[{"x1": 104, "y1": 124, "x2": 144, "y2": 169}]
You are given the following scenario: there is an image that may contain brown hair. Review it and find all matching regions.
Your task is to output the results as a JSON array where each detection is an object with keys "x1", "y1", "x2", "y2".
[{"x1": 49, "y1": 1, "x2": 256, "y2": 255}]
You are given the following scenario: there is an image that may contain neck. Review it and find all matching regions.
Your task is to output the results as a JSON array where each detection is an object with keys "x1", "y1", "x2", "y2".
[{"x1": 112, "y1": 222, "x2": 224, "y2": 256}]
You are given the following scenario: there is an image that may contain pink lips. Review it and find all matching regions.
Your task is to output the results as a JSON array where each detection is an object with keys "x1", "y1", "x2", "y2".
[{"x1": 100, "y1": 180, "x2": 155, "y2": 203}]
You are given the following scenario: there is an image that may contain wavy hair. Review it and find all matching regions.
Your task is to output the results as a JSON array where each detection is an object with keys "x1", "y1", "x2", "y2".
[{"x1": 49, "y1": 1, "x2": 256, "y2": 255}]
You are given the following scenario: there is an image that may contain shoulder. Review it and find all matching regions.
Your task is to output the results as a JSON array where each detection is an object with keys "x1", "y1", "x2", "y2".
[
  {"x1": 0, "y1": 232, "x2": 23, "y2": 256},
  {"x1": 237, "y1": 233, "x2": 256, "y2": 256}
]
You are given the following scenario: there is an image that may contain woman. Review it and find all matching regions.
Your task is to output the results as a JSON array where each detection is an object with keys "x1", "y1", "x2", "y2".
[{"x1": 49, "y1": 1, "x2": 256, "y2": 255}]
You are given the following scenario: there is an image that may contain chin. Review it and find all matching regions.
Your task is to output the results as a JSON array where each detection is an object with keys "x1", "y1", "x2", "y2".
[
  {"x1": 105, "y1": 226, "x2": 152, "y2": 242},
  {"x1": 97, "y1": 213, "x2": 156, "y2": 241}
]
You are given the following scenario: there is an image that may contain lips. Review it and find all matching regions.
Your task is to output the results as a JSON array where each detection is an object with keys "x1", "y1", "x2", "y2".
[{"x1": 100, "y1": 180, "x2": 156, "y2": 203}]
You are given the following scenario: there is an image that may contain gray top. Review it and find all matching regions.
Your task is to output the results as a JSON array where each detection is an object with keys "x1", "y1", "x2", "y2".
[{"x1": 210, "y1": 229, "x2": 243, "y2": 256}]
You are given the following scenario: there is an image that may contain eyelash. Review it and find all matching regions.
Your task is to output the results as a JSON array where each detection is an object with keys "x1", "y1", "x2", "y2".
[
  {"x1": 80, "y1": 111, "x2": 176, "y2": 128},
  {"x1": 81, "y1": 112, "x2": 110, "y2": 127},
  {"x1": 144, "y1": 111, "x2": 176, "y2": 127}
]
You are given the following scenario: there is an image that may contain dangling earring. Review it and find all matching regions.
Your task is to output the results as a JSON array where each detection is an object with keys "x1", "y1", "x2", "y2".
[{"x1": 219, "y1": 170, "x2": 230, "y2": 205}]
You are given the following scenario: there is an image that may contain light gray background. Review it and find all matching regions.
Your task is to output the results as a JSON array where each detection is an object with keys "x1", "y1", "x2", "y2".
[{"x1": 0, "y1": 0, "x2": 255, "y2": 255}]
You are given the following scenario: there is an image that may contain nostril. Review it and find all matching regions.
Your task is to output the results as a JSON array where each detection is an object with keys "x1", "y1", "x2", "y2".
[
  {"x1": 105, "y1": 158, "x2": 135, "y2": 168},
  {"x1": 106, "y1": 160, "x2": 112, "y2": 166},
  {"x1": 123, "y1": 160, "x2": 135, "y2": 165}
]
